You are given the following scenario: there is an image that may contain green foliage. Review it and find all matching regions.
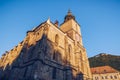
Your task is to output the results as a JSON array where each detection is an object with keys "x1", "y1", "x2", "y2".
[{"x1": 88, "y1": 53, "x2": 120, "y2": 71}]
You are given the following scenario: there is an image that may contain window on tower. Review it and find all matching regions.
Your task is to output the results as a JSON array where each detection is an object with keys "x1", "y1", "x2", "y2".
[
  {"x1": 55, "y1": 34, "x2": 59, "y2": 45},
  {"x1": 68, "y1": 44, "x2": 72, "y2": 54},
  {"x1": 75, "y1": 34, "x2": 80, "y2": 42},
  {"x1": 68, "y1": 44, "x2": 72, "y2": 62}
]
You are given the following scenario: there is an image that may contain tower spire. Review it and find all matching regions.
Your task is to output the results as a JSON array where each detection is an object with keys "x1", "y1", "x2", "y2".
[
  {"x1": 64, "y1": 9, "x2": 75, "y2": 22},
  {"x1": 68, "y1": 9, "x2": 72, "y2": 15}
]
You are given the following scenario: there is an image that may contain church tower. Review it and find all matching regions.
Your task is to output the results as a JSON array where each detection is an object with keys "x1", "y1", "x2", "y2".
[
  {"x1": 60, "y1": 10, "x2": 92, "y2": 80},
  {"x1": 60, "y1": 10, "x2": 83, "y2": 46}
]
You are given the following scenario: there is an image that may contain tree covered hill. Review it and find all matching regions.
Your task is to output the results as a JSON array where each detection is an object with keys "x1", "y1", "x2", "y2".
[{"x1": 88, "y1": 53, "x2": 120, "y2": 71}]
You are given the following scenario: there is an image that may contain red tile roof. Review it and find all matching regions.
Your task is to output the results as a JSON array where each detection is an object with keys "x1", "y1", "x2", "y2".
[{"x1": 91, "y1": 66, "x2": 119, "y2": 74}]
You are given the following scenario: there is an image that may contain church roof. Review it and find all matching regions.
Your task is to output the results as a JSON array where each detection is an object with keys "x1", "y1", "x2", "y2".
[{"x1": 91, "y1": 66, "x2": 119, "y2": 74}]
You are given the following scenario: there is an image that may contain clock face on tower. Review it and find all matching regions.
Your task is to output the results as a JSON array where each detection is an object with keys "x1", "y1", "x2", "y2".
[{"x1": 75, "y1": 33, "x2": 80, "y2": 42}]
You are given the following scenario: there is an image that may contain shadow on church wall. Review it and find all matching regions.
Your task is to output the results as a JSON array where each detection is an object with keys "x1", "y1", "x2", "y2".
[{"x1": 0, "y1": 34, "x2": 83, "y2": 80}]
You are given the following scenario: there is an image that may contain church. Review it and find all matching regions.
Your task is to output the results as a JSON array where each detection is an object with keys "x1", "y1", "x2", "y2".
[{"x1": 0, "y1": 10, "x2": 92, "y2": 80}]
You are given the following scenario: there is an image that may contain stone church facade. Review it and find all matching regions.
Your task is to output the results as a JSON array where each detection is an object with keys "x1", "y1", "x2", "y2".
[{"x1": 0, "y1": 11, "x2": 92, "y2": 80}]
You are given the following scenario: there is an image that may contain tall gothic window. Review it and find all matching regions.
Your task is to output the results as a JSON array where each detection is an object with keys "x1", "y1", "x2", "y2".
[
  {"x1": 53, "y1": 51, "x2": 56, "y2": 60},
  {"x1": 53, "y1": 51, "x2": 59, "y2": 61},
  {"x1": 55, "y1": 34, "x2": 59, "y2": 45},
  {"x1": 68, "y1": 44, "x2": 72, "y2": 62},
  {"x1": 23, "y1": 67, "x2": 28, "y2": 77},
  {"x1": 80, "y1": 51, "x2": 82, "y2": 60},
  {"x1": 68, "y1": 44, "x2": 72, "y2": 54},
  {"x1": 114, "y1": 76, "x2": 117, "y2": 79},
  {"x1": 52, "y1": 67, "x2": 57, "y2": 79}
]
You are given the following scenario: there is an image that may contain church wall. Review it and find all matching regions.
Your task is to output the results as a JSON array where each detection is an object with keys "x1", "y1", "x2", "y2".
[
  {"x1": 0, "y1": 11, "x2": 92, "y2": 80},
  {"x1": 67, "y1": 37, "x2": 75, "y2": 66},
  {"x1": 60, "y1": 19, "x2": 81, "y2": 36},
  {"x1": 71, "y1": 20, "x2": 81, "y2": 35},
  {"x1": 60, "y1": 20, "x2": 72, "y2": 32},
  {"x1": 26, "y1": 26, "x2": 44, "y2": 46},
  {"x1": 48, "y1": 24, "x2": 65, "y2": 48},
  {"x1": 47, "y1": 24, "x2": 66, "y2": 63}
]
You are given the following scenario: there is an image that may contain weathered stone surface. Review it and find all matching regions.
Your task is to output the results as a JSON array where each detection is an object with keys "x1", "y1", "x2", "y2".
[{"x1": 0, "y1": 11, "x2": 92, "y2": 80}]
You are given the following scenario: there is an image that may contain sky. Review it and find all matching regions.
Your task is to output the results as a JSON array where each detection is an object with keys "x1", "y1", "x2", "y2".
[{"x1": 0, "y1": 0, "x2": 120, "y2": 58}]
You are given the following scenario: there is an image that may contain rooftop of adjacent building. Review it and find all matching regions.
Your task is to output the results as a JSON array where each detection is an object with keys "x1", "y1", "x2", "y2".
[{"x1": 91, "y1": 66, "x2": 119, "y2": 74}]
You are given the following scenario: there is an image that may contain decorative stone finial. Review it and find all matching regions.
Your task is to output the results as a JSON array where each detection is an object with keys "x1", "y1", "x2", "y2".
[
  {"x1": 54, "y1": 20, "x2": 59, "y2": 27},
  {"x1": 47, "y1": 17, "x2": 50, "y2": 23}
]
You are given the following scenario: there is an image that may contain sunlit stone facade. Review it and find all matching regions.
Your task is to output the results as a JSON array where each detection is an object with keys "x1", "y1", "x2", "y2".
[{"x1": 0, "y1": 11, "x2": 92, "y2": 80}]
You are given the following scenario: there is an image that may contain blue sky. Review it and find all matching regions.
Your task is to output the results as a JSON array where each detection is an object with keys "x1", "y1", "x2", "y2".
[{"x1": 0, "y1": 0, "x2": 120, "y2": 57}]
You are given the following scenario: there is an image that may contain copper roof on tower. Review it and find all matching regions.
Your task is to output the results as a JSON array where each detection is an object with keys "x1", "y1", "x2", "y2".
[{"x1": 64, "y1": 10, "x2": 75, "y2": 22}]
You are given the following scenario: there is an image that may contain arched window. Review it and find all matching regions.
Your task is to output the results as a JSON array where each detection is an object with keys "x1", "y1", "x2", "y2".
[
  {"x1": 110, "y1": 76, "x2": 113, "y2": 79},
  {"x1": 68, "y1": 44, "x2": 72, "y2": 62},
  {"x1": 53, "y1": 51, "x2": 56, "y2": 60},
  {"x1": 79, "y1": 51, "x2": 82, "y2": 60},
  {"x1": 55, "y1": 34, "x2": 59, "y2": 45},
  {"x1": 114, "y1": 76, "x2": 117, "y2": 79},
  {"x1": 53, "y1": 50, "x2": 61, "y2": 62},
  {"x1": 105, "y1": 76, "x2": 108, "y2": 79},
  {"x1": 68, "y1": 44, "x2": 72, "y2": 54},
  {"x1": 37, "y1": 32, "x2": 39, "y2": 35},
  {"x1": 52, "y1": 67, "x2": 57, "y2": 79}
]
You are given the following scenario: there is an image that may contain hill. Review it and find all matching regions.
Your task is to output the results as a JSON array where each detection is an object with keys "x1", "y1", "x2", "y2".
[{"x1": 88, "y1": 53, "x2": 120, "y2": 71}]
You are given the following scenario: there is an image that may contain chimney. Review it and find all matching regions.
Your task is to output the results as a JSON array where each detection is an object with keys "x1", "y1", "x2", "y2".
[{"x1": 54, "y1": 20, "x2": 59, "y2": 27}]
